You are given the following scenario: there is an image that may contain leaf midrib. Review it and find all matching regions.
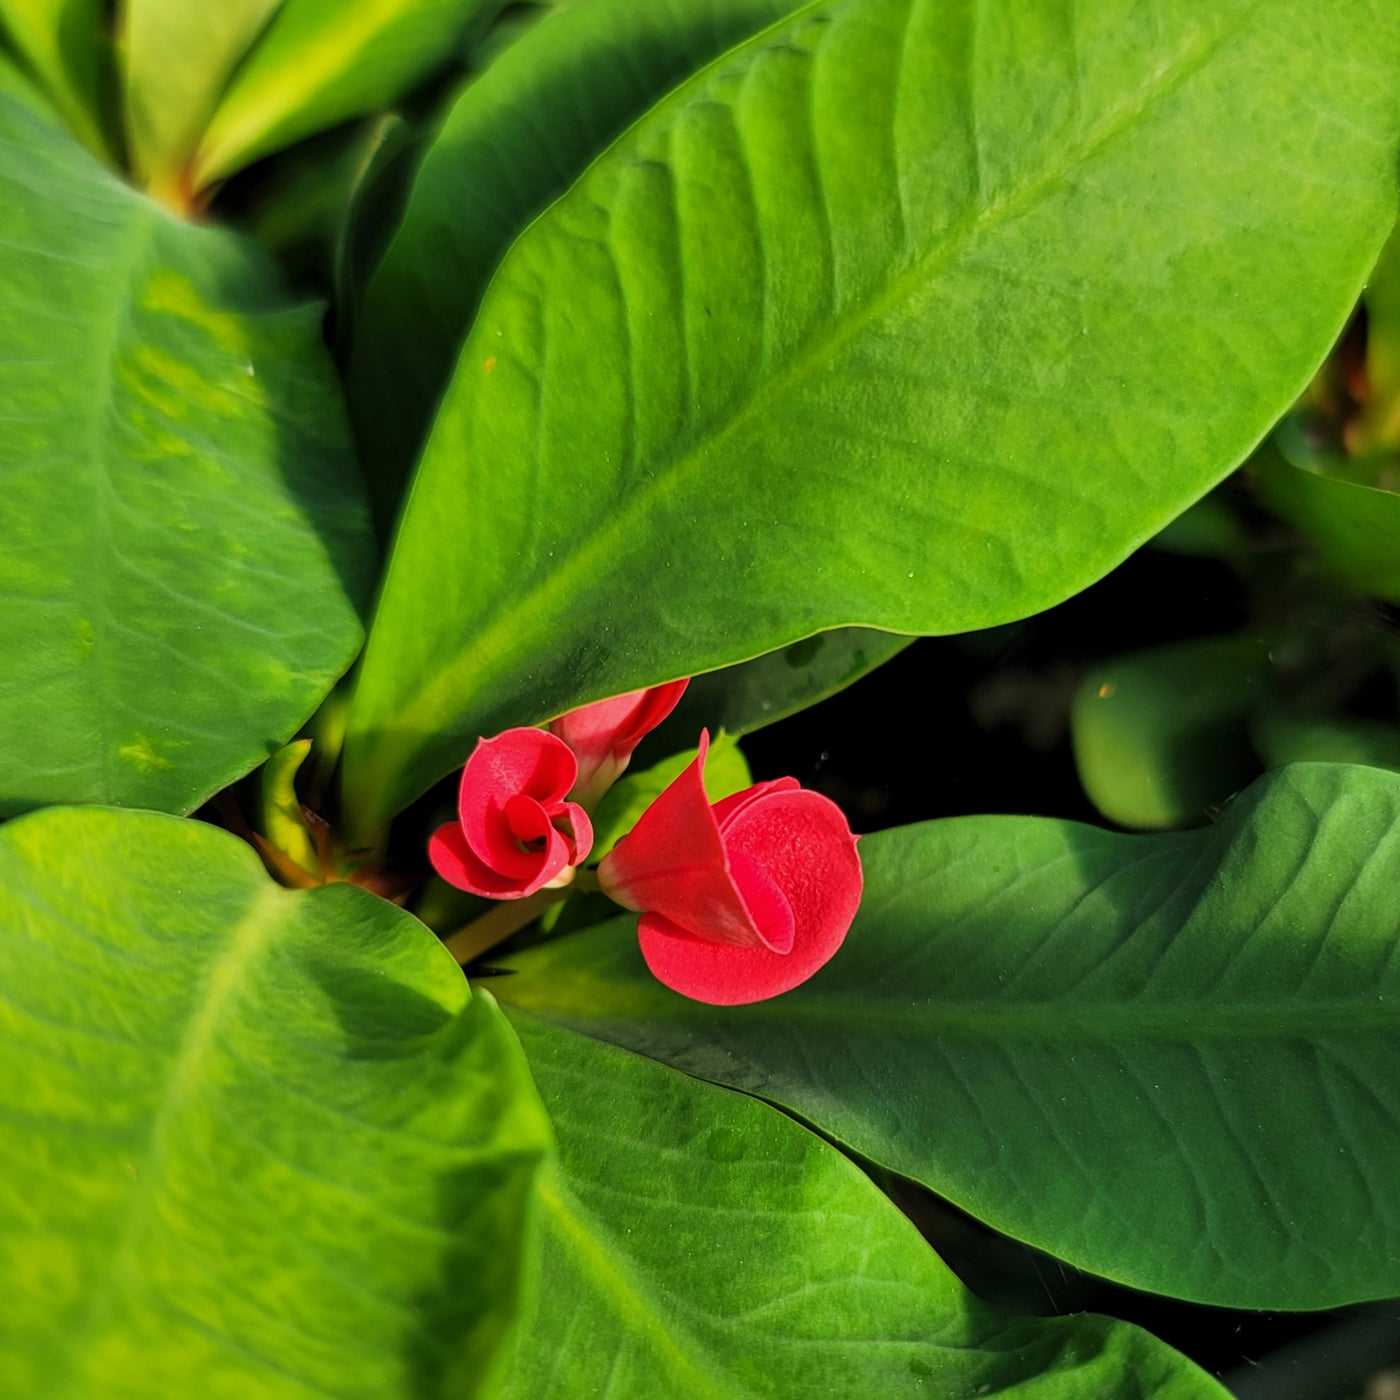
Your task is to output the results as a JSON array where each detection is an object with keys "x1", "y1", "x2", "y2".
[
  {"x1": 359, "y1": 0, "x2": 1263, "y2": 813},
  {"x1": 535, "y1": 1170, "x2": 740, "y2": 1400},
  {"x1": 86, "y1": 194, "x2": 160, "y2": 800},
  {"x1": 623, "y1": 994, "x2": 1400, "y2": 1043},
  {"x1": 48, "y1": 883, "x2": 289, "y2": 1398}
]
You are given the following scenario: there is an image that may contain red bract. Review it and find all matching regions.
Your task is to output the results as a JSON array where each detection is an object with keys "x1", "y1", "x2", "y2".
[
  {"x1": 429, "y1": 728, "x2": 592, "y2": 899},
  {"x1": 597, "y1": 731, "x2": 862, "y2": 1005},
  {"x1": 549, "y1": 679, "x2": 688, "y2": 804}
]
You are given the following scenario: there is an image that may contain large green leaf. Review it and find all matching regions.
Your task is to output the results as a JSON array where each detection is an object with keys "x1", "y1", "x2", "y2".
[
  {"x1": 120, "y1": 0, "x2": 287, "y2": 197},
  {"x1": 346, "y1": 0, "x2": 805, "y2": 522},
  {"x1": 1252, "y1": 705, "x2": 1400, "y2": 774},
  {"x1": 490, "y1": 1010, "x2": 1227, "y2": 1400},
  {"x1": 634, "y1": 626, "x2": 911, "y2": 768},
  {"x1": 0, "y1": 0, "x2": 111, "y2": 158},
  {"x1": 0, "y1": 805, "x2": 549, "y2": 1397},
  {"x1": 342, "y1": 0, "x2": 1400, "y2": 832},
  {"x1": 493, "y1": 762, "x2": 1400, "y2": 1309},
  {"x1": 1255, "y1": 430, "x2": 1400, "y2": 604},
  {"x1": 1071, "y1": 636, "x2": 1268, "y2": 829},
  {"x1": 0, "y1": 66, "x2": 374, "y2": 818},
  {"x1": 191, "y1": 0, "x2": 501, "y2": 188}
]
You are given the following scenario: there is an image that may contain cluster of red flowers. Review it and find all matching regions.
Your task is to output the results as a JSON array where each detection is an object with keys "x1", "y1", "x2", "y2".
[{"x1": 429, "y1": 681, "x2": 863, "y2": 1005}]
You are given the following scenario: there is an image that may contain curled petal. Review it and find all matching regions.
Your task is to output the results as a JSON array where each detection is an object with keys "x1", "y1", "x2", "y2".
[
  {"x1": 726, "y1": 850, "x2": 795, "y2": 955},
  {"x1": 459, "y1": 728, "x2": 576, "y2": 820},
  {"x1": 430, "y1": 727, "x2": 589, "y2": 899},
  {"x1": 597, "y1": 733, "x2": 777, "y2": 950},
  {"x1": 457, "y1": 728, "x2": 576, "y2": 868},
  {"x1": 554, "y1": 801, "x2": 594, "y2": 863},
  {"x1": 711, "y1": 776, "x2": 800, "y2": 830},
  {"x1": 428, "y1": 820, "x2": 569, "y2": 899},
  {"x1": 504, "y1": 793, "x2": 551, "y2": 842},
  {"x1": 637, "y1": 787, "x2": 861, "y2": 1005}
]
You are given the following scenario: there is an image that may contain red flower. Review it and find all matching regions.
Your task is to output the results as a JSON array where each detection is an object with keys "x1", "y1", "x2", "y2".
[
  {"x1": 597, "y1": 731, "x2": 862, "y2": 1004},
  {"x1": 549, "y1": 680, "x2": 688, "y2": 805},
  {"x1": 429, "y1": 728, "x2": 593, "y2": 899}
]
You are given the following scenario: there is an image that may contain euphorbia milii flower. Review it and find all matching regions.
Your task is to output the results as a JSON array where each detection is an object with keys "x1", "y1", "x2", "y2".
[
  {"x1": 549, "y1": 679, "x2": 688, "y2": 805},
  {"x1": 597, "y1": 731, "x2": 862, "y2": 1005},
  {"x1": 429, "y1": 728, "x2": 592, "y2": 899}
]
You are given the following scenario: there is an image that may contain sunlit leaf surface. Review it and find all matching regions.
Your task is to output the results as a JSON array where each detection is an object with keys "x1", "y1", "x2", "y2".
[
  {"x1": 0, "y1": 806, "x2": 549, "y2": 1397},
  {"x1": 0, "y1": 65, "x2": 374, "y2": 817},
  {"x1": 497, "y1": 762, "x2": 1400, "y2": 1309}
]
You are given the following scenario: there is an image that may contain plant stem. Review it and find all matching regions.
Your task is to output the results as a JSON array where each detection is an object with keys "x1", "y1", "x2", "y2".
[
  {"x1": 441, "y1": 867, "x2": 608, "y2": 966},
  {"x1": 441, "y1": 888, "x2": 568, "y2": 966}
]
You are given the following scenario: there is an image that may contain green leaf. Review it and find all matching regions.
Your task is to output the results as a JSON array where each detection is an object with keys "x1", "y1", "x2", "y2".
[
  {"x1": 634, "y1": 626, "x2": 911, "y2": 768},
  {"x1": 492, "y1": 762, "x2": 1400, "y2": 1309},
  {"x1": 0, "y1": 0, "x2": 112, "y2": 158},
  {"x1": 232, "y1": 114, "x2": 401, "y2": 292},
  {"x1": 588, "y1": 731, "x2": 752, "y2": 862},
  {"x1": 1255, "y1": 430, "x2": 1400, "y2": 604},
  {"x1": 0, "y1": 67, "x2": 374, "y2": 818},
  {"x1": 1252, "y1": 705, "x2": 1400, "y2": 774},
  {"x1": 1147, "y1": 492, "x2": 1249, "y2": 560},
  {"x1": 1071, "y1": 636, "x2": 1268, "y2": 829},
  {"x1": 192, "y1": 0, "x2": 501, "y2": 188},
  {"x1": 346, "y1": 0, "x2": 806, "y2": 522},
  {"x1": 490, "y1": 1010, "x2": 1227, "y2": 1400},
  {"x1": 333, "y1": 111, "x2": 424, "y2": 355},
  {"x1": 120, "y1": 0, "x2": 286, "y2": 197},
  {"x1": 0, "y1": 805, "x2": 549, "y2": 1397},
  {"x1": 342, "y1": 0, "x2": 1400, "y2": 832}
]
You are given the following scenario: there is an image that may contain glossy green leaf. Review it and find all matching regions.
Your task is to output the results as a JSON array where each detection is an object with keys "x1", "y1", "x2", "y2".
[
  {"x1": 489, "y1": 1010, "x2": 1227, "y2": 1400},
  {"x1": 494, "y1": 762, "x2": 1400, "y2": 1309},
  {"x1": 347, "y1": 0, "x2": 805, "y2": 522},
  {"x1": 1255, "y1": 431, "x2": 1400, "y2": 603},
  {"x1": 120, "y1": 0, "x2": 286, "y2": 197},
  {"x1": 0, "y1": 805, "x2": 549, "y2": 1397},
  {"x1": 192, "y1": 0, "x2": 500, "y2": 188},
  {"x1": 635, "y1": 626, "x2": 911, "y2": 768},
  {"x1": 0, "y1": 0, "x2": 111, "y2": 157},
  {"x1": 0, "y1": 67, "x2": 374, "y2": 818},
  {"x1": 588, "y1": 731, "x2": 752, "y2": 862},
  {"x1": 343, "y1": 0, "x2": 1400, "y2": 832},
  {"x1": 1071, "y1": 636, "x2": 1268, "y2": 829}
]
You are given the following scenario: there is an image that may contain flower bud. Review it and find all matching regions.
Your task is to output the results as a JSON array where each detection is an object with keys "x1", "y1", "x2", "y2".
[
  {"x1": 549, "y1": 680, "x2": 688, "y2": 806},
  {"x1": 429, "y1": 728, "x2": 592, "y2": 899},
  {"x1": 598, "y1": 731, "x2": 862, "y2": 1004}
]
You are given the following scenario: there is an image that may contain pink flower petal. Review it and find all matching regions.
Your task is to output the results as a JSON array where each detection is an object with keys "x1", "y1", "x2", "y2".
[
  {"x1": 712, "y1": 776, "x2": 800, "y2": 830},
  {"x1": 556, "y1": 801, "x2": 594, "y2": 863},
  {"x1": 597, "y1": 733, "x2": 771, "y2": 949},
  {"x1": 432, "y1": 727, "x2": 585, "y2": 899},
  {"x1": 429, "y1": 820, "x2": 567, "y2": 899},
  {"x1": 550, "y1": 679, "x2": 689, "y2": 798},
  {"x1": 620, "y1": 748, "x2": 863, "y2": 1005}
]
